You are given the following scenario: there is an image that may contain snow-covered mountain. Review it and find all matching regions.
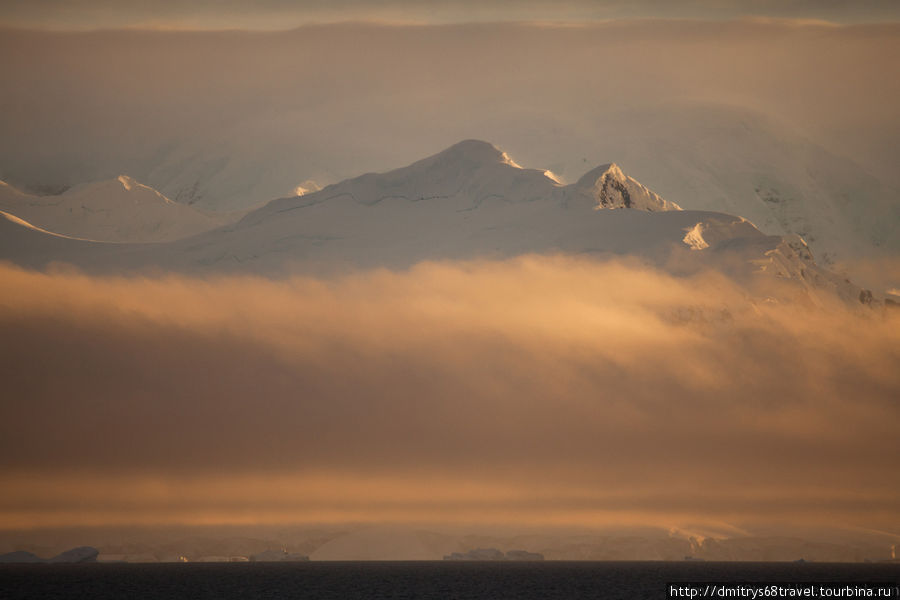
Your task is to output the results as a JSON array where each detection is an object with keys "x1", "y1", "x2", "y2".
[
  {"x1": 239, "y1": 139, "x2": 677, "y2": 229},
  {"x1": 0, "y1": 140, "x2": 869, "y2": 305},
  {"x1": 3, "y1": 25, "x2": 896, "y2": 264},
  {"x1": 88, "y1": 105, "x2": 896, "y2": 265},
  {"x1": 0, "y1": 176, "x2": 228, "y2": 242},
  {"x1": 567, "y1": 104, "x2": 900, "y2": 265},
  {"x1": 571, "y1": 162, "x2": 681, "y2": 212}
]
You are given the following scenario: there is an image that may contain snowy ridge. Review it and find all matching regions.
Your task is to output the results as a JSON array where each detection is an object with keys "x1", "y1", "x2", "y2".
[
  {"x1": 0, "y1": 176, "x2": 227, "y2": 242},
  {"x1": 242, "y1": 140, "x2": 564, "y2": 227},
  {"x1": 758, "y1": 234, "x2": 866, "y2": 305},
  {"x1": 242, "y1": 140, "x2": 677, "y2": 230},
  {"x1": 0, "y1": 210, "x2": 69, "y2": 238},
  {"x1": 0, "y1": 140, "x2": 875, "y2": 305},
  {"x1": 115, "y1": 175, "x2": 174, "y2": 204},
  {"x1": 680, "y1": 216, "x2": 758, "y2": 250}
]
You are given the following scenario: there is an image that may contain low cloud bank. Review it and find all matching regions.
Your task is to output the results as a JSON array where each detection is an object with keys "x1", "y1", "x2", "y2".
[{"x1": 0, "y1": 256, "x2": 898, "y2": 531}]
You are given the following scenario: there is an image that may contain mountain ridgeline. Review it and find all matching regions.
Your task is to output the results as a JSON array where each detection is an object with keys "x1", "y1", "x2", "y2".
[{"x1": 0, "y1": 140, "x2": 872, "y2": 305}]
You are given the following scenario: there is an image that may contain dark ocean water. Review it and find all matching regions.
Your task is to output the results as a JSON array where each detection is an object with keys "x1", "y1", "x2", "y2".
[{"x1": 1, "y1": 561, "x2": 898, "y2": 600}]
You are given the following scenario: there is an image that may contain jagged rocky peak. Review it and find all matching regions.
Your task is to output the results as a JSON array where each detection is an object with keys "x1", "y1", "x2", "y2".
[{"x1": 573, "y1": 162, "x2": 682, "y2": 212}]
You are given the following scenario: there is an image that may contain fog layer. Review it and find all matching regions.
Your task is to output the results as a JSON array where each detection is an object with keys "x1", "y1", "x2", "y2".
[{"x1": 1, "y1": 257, "x2": 897, "y2": 531}]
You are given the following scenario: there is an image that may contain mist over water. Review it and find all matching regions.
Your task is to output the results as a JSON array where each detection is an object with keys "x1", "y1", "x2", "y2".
[{"x1": 1, "y1": 256, "x2": 897, "y2": 534}]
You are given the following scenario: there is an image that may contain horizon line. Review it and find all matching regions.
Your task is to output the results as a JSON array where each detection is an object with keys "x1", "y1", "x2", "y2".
[{"x1": 3, "y1": 15, "x2": 894, "y2": 35}]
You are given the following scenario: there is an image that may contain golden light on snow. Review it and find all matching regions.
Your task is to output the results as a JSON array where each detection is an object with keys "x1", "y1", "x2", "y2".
[
  {"x1": 117, "y1": 175, "x2": 136, "y2": 191},
  {"x1": 293, "y1": 180, "x2": 321, "y2": 197},
  {"x1": 500, "y1": 151, "x2": 523, "y2": 169},
  {"x1": 682, "y1": 223, "x2": 710, "y2": 250},
  {"x1": 543, "y1": 170, "x2": 562, "y2": 184}
]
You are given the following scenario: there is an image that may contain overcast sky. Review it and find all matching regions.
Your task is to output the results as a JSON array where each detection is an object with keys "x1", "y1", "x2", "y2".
[{"x1": 1, "y1": 0, "x2": 899, "y2": 29}]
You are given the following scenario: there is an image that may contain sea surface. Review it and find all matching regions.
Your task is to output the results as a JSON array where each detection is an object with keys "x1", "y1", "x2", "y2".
[{"x1": 1, "y1": 561, "x2": 898, "y2": 600}]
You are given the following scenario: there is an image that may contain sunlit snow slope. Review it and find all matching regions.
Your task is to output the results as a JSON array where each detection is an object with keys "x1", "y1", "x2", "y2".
[
  {"x1": 0, "y1": 140, "x2": 870, "y2": 305},
  {"x1": 0, "y1": 176, "x2": 226, "y2": 242}
]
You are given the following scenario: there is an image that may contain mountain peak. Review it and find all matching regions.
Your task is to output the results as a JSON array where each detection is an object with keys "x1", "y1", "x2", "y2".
[
  {"x1": 431, "y1": 139, "x2": 520, "y2": 168},
  {"x1": 573, "y1": 162, "x2": 681, "y2": 212},
  {"x1": 443, "y1": 138, "x2": 502, "y2": 155},
  {"x1": 575, "y1": 163, "x2": 624, "y2": 188}
]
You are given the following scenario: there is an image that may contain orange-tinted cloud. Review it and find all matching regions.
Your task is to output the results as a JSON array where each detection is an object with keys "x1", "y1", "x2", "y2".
[{"x1": 0, "y1": 257, "x2": 898, "y2": 531}]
